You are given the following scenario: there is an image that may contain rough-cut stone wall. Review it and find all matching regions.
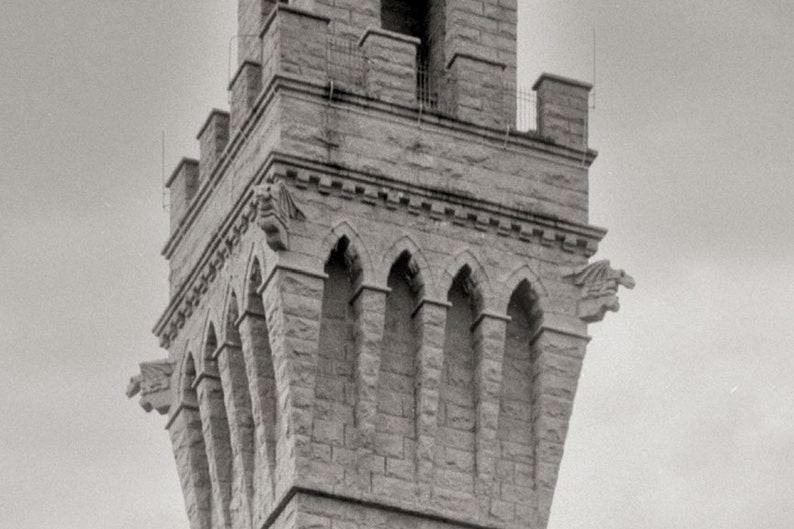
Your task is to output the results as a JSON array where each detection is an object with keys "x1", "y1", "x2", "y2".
[{"x1": 135, "y1": 2, "x2": 628, "y2": 529}]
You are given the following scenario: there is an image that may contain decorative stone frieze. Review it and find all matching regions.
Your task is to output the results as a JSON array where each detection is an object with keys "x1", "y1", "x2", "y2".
[{"x1": 566, "y1": 259, "x2": 636, "y2": 322}]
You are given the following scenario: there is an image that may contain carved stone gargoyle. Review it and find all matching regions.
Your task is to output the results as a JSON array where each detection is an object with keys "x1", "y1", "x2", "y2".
[
  {"x1": 126, "y1": 360, "x2": 174, "y2": 415},
  {"x1": 566, "y1": 259, "x2": 635, "y2": 323},
  {"x1": 253, "y1": 180, "x2": 306, "y2": 251}
]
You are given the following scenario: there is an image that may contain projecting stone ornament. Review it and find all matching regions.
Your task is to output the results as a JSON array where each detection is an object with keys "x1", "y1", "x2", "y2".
[
  {"x1": 567, "y1": 259, "x2": 636, "y2": 323},
  {"x1": 126, "y1": 360, "x2": 174, "y2": 415},
  {"x1": 254, "y1": 180, "x2": 306, "y2": 251}
]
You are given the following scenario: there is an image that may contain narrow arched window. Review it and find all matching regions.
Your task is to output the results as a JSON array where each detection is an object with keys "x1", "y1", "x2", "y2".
[
  {"x1": 434, "y1": 266, "x2": 477, "y2": 494},
  {"x1": 497, "y1": 280, "x2": 541, "y2": 475},
  {"x1": 238, "y1": 257, "x2": 278, "y2": 497},
  {"x1": 219, "y1": 292, "x2": 256, "y2": 523},
  {"x1": 377, "y1": 252, "x2": 420, "y2": 462},
  {"x1": 197, "y1": 324, "x2": 233, "y2": 528},
  {"x1": 315, "y1": 238, "x2": 358, "y2": 446}
]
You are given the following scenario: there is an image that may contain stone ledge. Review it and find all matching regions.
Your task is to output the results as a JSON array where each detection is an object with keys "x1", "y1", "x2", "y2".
[
  {"x1": 166, "y1": 157, "x2": 199, "y2": 188},
  {"x1": 260, "y1": 3, "x2": 331, "y2": 39},
  {"x1": 447, "y1": 52, "x2": 507, "y2": 72},
  {"x1": 357, "y1": 27, "x2": 421, "y2": 48},
  {"x1": 260, "y1": 486, "x2": 508, "y2": 529},
  {"x1": 228, "y1": 60, "x2": 262, "y2": 90},
  {"x1": 532, "y1": 73, "x2": 592, "y2": 92},
  {"x1": 164, "y1": 402, "x2": 200, "y2": 430},
  {"x1": 349, "y1": 282, "x2": 392, "y2": 304},
  {"x1": 196, "y1": 109, "x2": 230, "y2": 140}
]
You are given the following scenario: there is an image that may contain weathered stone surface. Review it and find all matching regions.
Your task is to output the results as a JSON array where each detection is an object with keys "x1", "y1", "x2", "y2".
[
  {"x1": 135, "y1": 2, "x2": 629, "y2": 529},
  {"x1": 566, "y1": 259, "x2": 636, "y2": 322}
]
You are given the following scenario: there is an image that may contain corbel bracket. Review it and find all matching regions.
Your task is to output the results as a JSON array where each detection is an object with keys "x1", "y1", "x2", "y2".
[
  {"x1": 126, "y1": 360, "x2": 175, "y2": 415},
  {"x1": 253, "y1": 180, "x2": 306, "y2": 251},
  {"x1": 566, "y1": 259, "x2": 635, "y2": 323}
]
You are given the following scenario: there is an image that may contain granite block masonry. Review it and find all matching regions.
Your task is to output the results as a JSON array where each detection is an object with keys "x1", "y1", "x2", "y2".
[{"x1": 128, "y1": 1, "x2": 633, "y2": 529}]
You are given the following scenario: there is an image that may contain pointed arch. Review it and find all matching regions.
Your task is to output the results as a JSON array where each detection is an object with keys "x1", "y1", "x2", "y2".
[
  {"x1": 377, "y1": 234, "x2": 433, "y2": 297},
  {"x1": 222, "y1": 289, "x2": 242, "y2": 346},
  {"x1": 439, "y1": 249, "x2": 494, "y2": 315},
  {"x1": 319, "y1": 221, "x2": 375, "y2": 287},
  {"x1": 500, "y1": 263, "x2": 550, "y2": 312},
  {"x1": 372, "y1": 250, "x2": 422, "y2": 469},
  {"x1": 178, "y1": 349, "x2": 200, "y2": 407},
  {"x1": 203, "y1": 321, "x2": 219, "y2": 361},
  {"x1": 314, "y1": 233, "x2": 360, "y2": 451},
  {"x1": 243, "y1": 255, "x2": 266, "y2": 315},
  {"x1": 237, "y1": 248, "x2": 278, "y2": 507},
  {"x1": 171, "y1": 347, "x2": 214, "y2": 529},
  {"x1": 195, "y1": 319, "x2": 233, "y2": 529},
  {"x1": 432, "y1": 261, "x2": 480, "y2": 495},
  {"x1": 215, "y1": 285, "x2": 255, "y2": 527},
  {"x1": 496, "y1": 277, "x2": 544, "y2": 488}
]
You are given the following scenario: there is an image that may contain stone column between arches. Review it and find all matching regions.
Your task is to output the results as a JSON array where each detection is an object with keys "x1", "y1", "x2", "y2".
[
  {"x1": 194, "y1": 372, "x2": 234, "y2": 529},
  {"x1": 259, "y1": 265, "x2": 326, "y2": 499},
  {"x1": 351, "y1": 284, "x2": 390, "y2": 490},
  {"x1": 530, "y1": 326, "x2": 589, "y2": 529},
  {"x1": 411, "y1": 298, "x2": 450, "y2": 497},
  {"x1": 471, "y1": 310, "x2": 510, "y2": 496},
  {"x1": 167, "y1": 405, "x2": 214, "y2": 529}
]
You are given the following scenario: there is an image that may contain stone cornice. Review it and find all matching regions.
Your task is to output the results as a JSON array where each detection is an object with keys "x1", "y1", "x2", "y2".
[{"x1": 279, "y1": 154, "x2": 606, "y2": 246}]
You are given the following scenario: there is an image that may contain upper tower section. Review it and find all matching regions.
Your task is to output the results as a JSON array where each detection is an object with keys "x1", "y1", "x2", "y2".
[{"x1": 132, "y1": 3, "x2": 634, "y2": 529}]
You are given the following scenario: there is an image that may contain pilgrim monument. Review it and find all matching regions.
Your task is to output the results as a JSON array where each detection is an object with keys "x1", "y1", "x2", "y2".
[{"x1": 128, "y1": 2, "x2": 634, "y2": 529}]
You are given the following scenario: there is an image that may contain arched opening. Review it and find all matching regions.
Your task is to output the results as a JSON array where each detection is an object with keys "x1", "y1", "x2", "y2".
[
  {"x1": 225, "y1": 293, "x2": 241, "y2": 345},
  {"x1": 381, "y1": 0, "x2": 446, "y2": 107},
  {"x1": 434, "y1": 266, "x2": 477, "y2": 494},
  {"x1": 315, "y1": 237, "x2": 358, "y2": 445},
  {"x1": 198, "y1": 323, "x2": 233, "y2": 529},
  {"x1": 497, "y1": 280, "x2": 541, "y2": 477},
  {"x1": 178, "y1": 352, "x2": 214, "y2": 529},
  {"x1": 377, "y1": 252, "x2": 420, "y2": 462},
  {"x1": 239, "y1": 257, "x2": 278, "y2": 501},
  {"x1": 204, "y1": 324, "x2": 219, "y2": 361},
  {"x1": 221, "y1": 292, "x2": 255, "y2": 525}
]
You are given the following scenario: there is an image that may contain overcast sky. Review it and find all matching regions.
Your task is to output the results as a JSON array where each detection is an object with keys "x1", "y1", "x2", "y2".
[{"x1": 1, "y1": 1, "x2": 792, "y2": 528}]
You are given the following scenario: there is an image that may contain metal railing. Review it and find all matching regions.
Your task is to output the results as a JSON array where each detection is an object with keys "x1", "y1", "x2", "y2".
[
  {"x1": 326, "y1": 37, "x2": 366, "y2": 92},
  {"x1": 325, "y1": 37, "x2": 537, "y2": 132}
]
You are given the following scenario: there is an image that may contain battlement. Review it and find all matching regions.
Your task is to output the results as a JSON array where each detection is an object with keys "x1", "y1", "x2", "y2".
[{"x1": 166, "y1": 3, "x2": 592, "y2": 268}]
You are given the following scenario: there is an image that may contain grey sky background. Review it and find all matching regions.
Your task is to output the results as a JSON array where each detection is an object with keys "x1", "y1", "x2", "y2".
[{"x1": 0, "y1": 1, "x2": 792, "y2": 528}]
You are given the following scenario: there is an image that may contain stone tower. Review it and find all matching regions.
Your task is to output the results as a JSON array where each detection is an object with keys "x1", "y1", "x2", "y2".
[{"x1": 127, "y1": 2, "x2": 633, "y2": 529}]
